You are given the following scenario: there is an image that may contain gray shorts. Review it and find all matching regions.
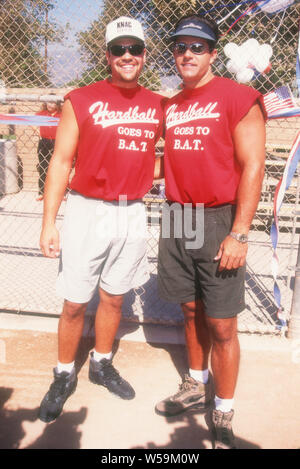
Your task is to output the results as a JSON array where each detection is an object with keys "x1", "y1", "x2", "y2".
[
  {"x1": 157, "y1": 203, "x2": 245, "y2": 318},
  {"x1": 56, "y1": 191, "x2": 149, "y2": 303}
]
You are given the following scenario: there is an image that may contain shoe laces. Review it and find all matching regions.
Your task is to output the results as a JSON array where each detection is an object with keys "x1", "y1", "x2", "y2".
[
  {"x1": 175, "y1": 375, "x2": 196, "y2": 397},
  {"x1": 101, "y1": 359, "x2": 122, "y2": 383},
  {"x1": 48, "y1": 373, "x2": 70, "y2": 399}
]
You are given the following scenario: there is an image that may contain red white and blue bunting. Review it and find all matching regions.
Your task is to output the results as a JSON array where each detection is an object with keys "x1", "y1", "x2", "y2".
[
  {"x1": 270, "y1": 132, "x2": 300, "y2": 330},
  {"x1": 268, "y1": 19, "x2": 300, "y2": 331},
  {"x1": 0, "y1": 114, "x2": 59, "y2": 126}
]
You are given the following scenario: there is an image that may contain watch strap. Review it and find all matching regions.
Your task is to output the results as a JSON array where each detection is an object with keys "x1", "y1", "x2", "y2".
[{"x1": 229, "y1": 231, "x2": 248, "y2": 243}]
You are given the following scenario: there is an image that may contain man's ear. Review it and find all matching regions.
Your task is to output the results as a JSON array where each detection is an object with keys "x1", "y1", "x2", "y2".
[
  {"x1": 210, "y1": 49, "x2": 218, "y2": 65},
  {"x1": 142, "y1": 48, "x2": 147, "y2": 65}
]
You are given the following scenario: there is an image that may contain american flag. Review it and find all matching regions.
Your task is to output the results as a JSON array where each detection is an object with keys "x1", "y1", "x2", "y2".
[{"x1": 263, "y1": 86, "x2": 296, "y2": 117}]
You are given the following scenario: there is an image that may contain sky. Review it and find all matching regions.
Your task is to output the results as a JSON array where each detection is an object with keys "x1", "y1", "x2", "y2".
[
  {"x1": 44, "y1": 0, "x2": 300, "y2": 89},
  {"x1": 46, "y1": 0, "x2": 104, "y2": 86}
]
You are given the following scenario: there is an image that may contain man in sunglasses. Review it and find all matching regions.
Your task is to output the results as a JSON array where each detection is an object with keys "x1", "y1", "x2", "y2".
[
  {"x1": 38, "y1": 16, "x2": 165, "y2": 423},
  {"x1": 155, "y1": 14, "x2": 266, "y2": 449}
]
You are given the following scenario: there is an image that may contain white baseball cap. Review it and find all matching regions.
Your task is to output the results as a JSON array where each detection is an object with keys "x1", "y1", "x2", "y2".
[{"x1": 105, "y1": 16, "x2": 145, "y2": 46}]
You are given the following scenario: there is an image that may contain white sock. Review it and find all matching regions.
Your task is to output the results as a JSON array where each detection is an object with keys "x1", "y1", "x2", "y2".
[
  {"x1": 57, "y1": 361, "x2": 75, "y2": 374},
  {"x1": 189, "y1": 368, "x2": 209, "y2": 384},
  {"x1": 93, "y1": 350, "x2": 113, "y2": 362},
  {"x1": 214, "y1": 395, "x2": 234, "y2": 413}
]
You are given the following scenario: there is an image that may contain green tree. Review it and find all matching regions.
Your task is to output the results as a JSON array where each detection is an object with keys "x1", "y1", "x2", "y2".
[
  {"x1": 76, "y1": 0, "x2": 299, "y2": 92},
  {"x1": 216, "y1": 3, "x2": 300, "y2": 93},
  {"x1": 0, "y1": 0, "x2": 64, "y2": 87},
  {"x1": 149, "y1": 0, "x2": 300, "y2": 92},
  {"x1": 77, "y1": 1, "x2": 134, "y2": 85}
]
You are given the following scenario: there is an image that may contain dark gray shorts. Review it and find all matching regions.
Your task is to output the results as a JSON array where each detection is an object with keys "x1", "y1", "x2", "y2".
[{"x1": 157, "y1": 203, "x2": 245, "y2": 319}]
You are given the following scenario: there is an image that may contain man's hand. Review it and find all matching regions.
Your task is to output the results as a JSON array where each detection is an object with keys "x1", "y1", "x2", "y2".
[
  {"x1": 214, "y1": 235, "x2": 248, "y2": 271},
  {"x1": 39, "y1": 99, "x2": 78, "y2": 259},
  {"x1": 40, "y1": 224, "x2": 60, "y2": 258}
]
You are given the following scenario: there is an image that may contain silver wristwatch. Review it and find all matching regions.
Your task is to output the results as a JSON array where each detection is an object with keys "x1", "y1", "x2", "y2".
[{"x1": 229, "y1": 232, "x2": 248, "y2": 243}]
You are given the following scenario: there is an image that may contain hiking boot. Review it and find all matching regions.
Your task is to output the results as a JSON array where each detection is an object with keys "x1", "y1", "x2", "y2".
[
  {"x1": 88, "y1": 353, "x2": 135, "y2": 400},
  {"x1": 211, "y1": 409, "x2": 237, "y2": 449},
  {"x1": 155, "y1": 374, "x2": 213, "y2": 416},
  {"x1": 38, "y1": 367, "x2": 77, "y2": 423}
]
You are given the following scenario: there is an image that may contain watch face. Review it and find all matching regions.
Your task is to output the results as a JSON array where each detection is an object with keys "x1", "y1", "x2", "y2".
[{"x1": 230, "y1": 232, "x2": 248, "y2": 243}]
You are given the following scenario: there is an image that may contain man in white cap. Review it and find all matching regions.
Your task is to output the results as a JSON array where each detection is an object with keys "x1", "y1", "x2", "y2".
[{"x1": 38, "y1": 16, "x2": 165, "y2": 423}]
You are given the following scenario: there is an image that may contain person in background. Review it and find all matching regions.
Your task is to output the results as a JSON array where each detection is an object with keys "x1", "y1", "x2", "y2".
[
  {"x1": 155, "y1": 13, "x2": 266, "y2": 449},
  {"x1": 36, "y1": 98, "x2": 62, "y2": 201}
]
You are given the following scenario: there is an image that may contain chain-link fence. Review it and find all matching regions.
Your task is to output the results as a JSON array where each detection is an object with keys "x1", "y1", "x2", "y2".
[{"x1": 0, "y1": 0, "x2": 299, "y2": 335}]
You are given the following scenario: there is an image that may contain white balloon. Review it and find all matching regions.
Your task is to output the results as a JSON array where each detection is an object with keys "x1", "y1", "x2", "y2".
[
  {"x1": 241, "y1": 38, "x2": 259, "y2": 53},
  {"x1": 224, "y1": 42, "x2": 240, "y2": 58},
  {"x1": 241, "y1": 39, "x2": 261, "y2": 64},
  {"x1": 257, "y1": 0, "x2": 295, "y2": 14},
  {"x1": 227, "y1": 59, "x2": 246, "y2": 74},
  {"x1": 237, "y1": 55, "x2": 249, "y2": 71},
  {"x1": 225, "y1": 38, "x2": 273, "y2": 81},
  {"x1": 226, "y1": 59, "x2": 239, "y2": 74},
  {"x1": 252, "y1": 54, "x2": 270, "y2": 73},
  {"x1": 260, "y1": 43, "x2": 273, "y2": 58},
  {"x1": 236, "y1": 68, "x2": 255, "y2": 83}
]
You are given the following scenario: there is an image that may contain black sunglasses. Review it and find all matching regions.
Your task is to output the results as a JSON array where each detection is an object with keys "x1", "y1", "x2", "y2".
[
  {"x1": 109, "y1": 44, "x2": 144, "y2": 57},
  {"x1": 171, "y1": 42, "x2": 206, "y2": 55}
]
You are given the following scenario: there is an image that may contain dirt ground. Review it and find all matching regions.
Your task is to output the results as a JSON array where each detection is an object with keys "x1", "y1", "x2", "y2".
[{"x1": 0, "y1": 322, "x2": 299, "y2": 450}]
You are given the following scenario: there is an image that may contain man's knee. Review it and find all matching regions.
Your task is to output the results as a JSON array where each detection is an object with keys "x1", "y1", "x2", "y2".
[
  {"x1": 99, "y1": 288, "x2": 124, "y2": 311},
  {"x1": 62, "y1": 300, "x2": 87, "y2": 320},
  {"x1": 206, "y1": 316, "x2": 237, "y2": 344}
]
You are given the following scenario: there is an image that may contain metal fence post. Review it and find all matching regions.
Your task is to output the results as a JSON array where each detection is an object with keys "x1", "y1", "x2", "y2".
[{"x1": 288, "y1": 225, "x2": 300, "y2": 339}]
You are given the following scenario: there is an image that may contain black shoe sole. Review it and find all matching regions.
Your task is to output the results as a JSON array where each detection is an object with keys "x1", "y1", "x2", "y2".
[{"x1": 212, "y1": 439, "x2": 238, "y2": 450}]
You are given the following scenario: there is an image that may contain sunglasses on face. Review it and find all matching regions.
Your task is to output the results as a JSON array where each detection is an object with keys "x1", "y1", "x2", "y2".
[
  {"x1": 171, "y1": 42, "x2": 207, "y2": 55},
  {"x1": 109, "y1": 44, "x2": 144, "y2": 57}
]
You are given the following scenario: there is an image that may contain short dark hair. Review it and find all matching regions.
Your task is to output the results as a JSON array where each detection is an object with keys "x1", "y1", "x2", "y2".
[{"x1": 173, "y1": 13, "x2": 219, "y2": 52}]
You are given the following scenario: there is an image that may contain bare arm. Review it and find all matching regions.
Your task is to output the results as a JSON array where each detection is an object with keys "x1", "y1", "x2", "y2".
[
  {"x1": 216, "y1": 103, "x2": 266, "y2": 270},
  {"x1": 40, "y1": 100, "x2": 79, "y2": 258}
]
